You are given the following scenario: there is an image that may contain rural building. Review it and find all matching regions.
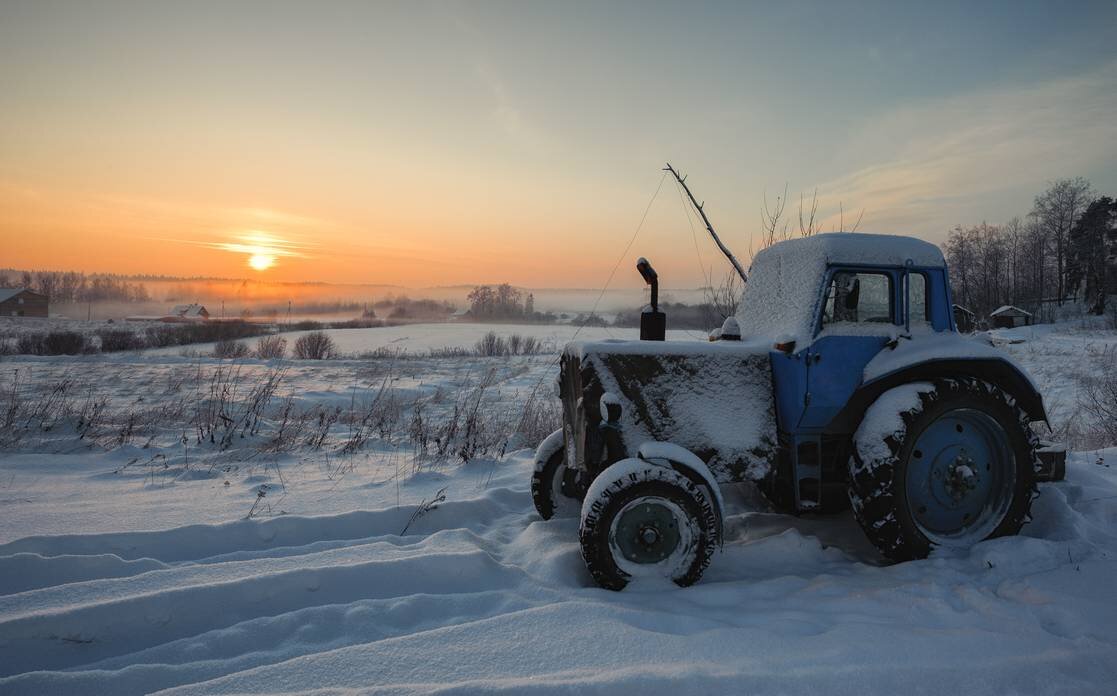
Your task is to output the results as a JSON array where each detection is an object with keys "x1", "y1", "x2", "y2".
[
  {"x1": 989, "y1": 305, "x2": 1032, "y2": 329},
  {"x1": 0, "y1": 288, "x2": 49, "y2": 317},
  {"x1": 952, "y1": 304, "x2": 976, "y2": 333},
  {"x1": 168, "y1": 303, "x2": 209, "y2": 321}
]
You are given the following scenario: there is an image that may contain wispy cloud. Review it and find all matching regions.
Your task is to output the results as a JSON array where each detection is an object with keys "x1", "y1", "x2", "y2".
[{"x1": 811, "y1": 62, "x2": 1117, "y2": 237}]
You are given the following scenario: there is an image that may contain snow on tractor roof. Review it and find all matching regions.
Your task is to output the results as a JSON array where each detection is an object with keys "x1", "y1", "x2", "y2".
[{"x1": 737, "y1": 233, "x2": 945, "y2": 345}]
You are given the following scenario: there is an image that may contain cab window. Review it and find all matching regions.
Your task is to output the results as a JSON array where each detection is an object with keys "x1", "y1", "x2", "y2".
[
  {"x1": 821, "y1": 271, "x2": 892, "y2": 326},
  {"x1": 909, "y1": 272, "x2": 928, "y2": 325}
]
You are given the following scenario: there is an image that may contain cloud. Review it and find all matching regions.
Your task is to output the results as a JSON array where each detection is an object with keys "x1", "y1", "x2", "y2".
[{"x1": 811, "y1": 61, "x2": 1117, "y2": 237}]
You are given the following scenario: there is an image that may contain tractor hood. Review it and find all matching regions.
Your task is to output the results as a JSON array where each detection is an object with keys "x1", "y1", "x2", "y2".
[{"x1": 561, "y1": 338, "x2": 777, "y2": 484}]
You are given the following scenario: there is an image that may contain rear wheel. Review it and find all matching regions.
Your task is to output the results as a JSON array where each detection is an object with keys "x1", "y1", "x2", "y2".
[
  {"x1": 579, "y1": 460, "x2": 719, "y2": 591},
  {"x1": 849, "y1": 379, "x2": 1038, "y2": 561}
]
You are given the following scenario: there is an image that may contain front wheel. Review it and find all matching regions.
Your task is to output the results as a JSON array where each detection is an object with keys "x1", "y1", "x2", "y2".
[
  {"x1": 849, "y1": 379, "x2": 1039, "y2": 561},
  {"x1": 579, "y1": 460, "x2": 720, "y2": 591},
  {"x1": 531, "y1": 429, "x2": 579, "y2": 520}
]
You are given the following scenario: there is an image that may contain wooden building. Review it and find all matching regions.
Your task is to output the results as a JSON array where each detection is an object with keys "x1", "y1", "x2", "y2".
[
  {"x1": 989, "y1": 305, "x2": 1032, "y2": 329},
  {"x1": 952, "y1": 304, "x2": 976, "y2": 333},
  {"x1": 0, "y1": 288, "x2": 49, "y2": 318},
  {"x1": 168, "y1": 304, "x2": 210, "y2": 321}
]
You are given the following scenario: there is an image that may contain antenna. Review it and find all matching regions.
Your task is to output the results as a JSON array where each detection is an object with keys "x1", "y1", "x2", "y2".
[{"x1": 664, "y1": 163, "x2": 747, "y2": 283}]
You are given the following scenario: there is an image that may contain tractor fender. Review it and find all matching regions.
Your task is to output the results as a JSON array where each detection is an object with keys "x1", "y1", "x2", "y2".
[
  {"x1": 636, "y1": 441, "x2": 725, "y2": 540},
  {"x1": 825, "y1": 357, "x2": 1048, "y2": 435}
]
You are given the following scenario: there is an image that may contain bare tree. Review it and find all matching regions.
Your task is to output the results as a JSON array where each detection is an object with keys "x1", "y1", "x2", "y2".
[{"x1": 1032, "y1": 178, "x2": 1093, "y2": 304}]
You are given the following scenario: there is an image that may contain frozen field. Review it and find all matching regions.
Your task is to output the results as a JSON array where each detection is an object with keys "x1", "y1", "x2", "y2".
[
  {"x1": 1, "y1": 322, "x2": 1116, "y2": 694},
  {"x1": 146, "y1": 321, "x2": 705, "y2": 357}
]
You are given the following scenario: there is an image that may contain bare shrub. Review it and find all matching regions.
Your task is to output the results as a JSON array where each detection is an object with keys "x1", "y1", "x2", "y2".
[
  {"x1": 1079, "y1": 346, "x2": 1117, "y2": 446},
  {"x1": 427, "y1": 346, "x2": 472, "y2": 359},
  {"x1": 294, "y1": 331, "x2": 337, "y2": 360},
  {"x1": 507, "y1": 334, "x2": 523, "y2": 356},
  {"x1": 400, "y1": 487, "x2": 447, "y2": 535},
  {"x1": 192, "y1": 366, "x2": 285, "y2": 449},
  {"x1": 145, "y1": 320, "x2": 263, "y2": 348},
  {"x1": 16, "y1": 334, "x2": 42, "y2": 355},
  {"x1": 475, "y1": 331, "x2": 507, "y2": 357},
  {"x1": 42, "y1": 331, "x2": 90, "y2": 355},
  {"x1": 213, "y1": 339, "x2": 250, "y2": 359},
  {"x1": 0, "y1": 370, "x2": 26, "y2": 446},
  {"x1": 514, "y1": 387, "x2": 562, "y2": 447},
  {"x1": 75, "y1": 389, "x2": 109, "y2": 440},
  {"x1": 291, "y1": 320, "x2": 324, "y2": 331},
  {"x1": 328, "y1": 318, "x2": 382, "y2": 329},
  {"x1": 520, "y1": 336, "x2": 541, "y2": 355},
  {"x1": 97, "y1": 329, "x2": 145, "y2": 352},
  {"x1": 307, "y1": 405, "x2": 341, "y2": 449},
  {"x1": 254, "y1": 335, "x2": 287, "y2": 359},
  {"x1": 339, "y1": 377, "x2": 402, "y2": 454},
  {"x1": 357, "y1": 346, "x2": 405, "y2": 360}
]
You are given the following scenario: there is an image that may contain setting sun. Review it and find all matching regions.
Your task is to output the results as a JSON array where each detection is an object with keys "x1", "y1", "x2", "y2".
[
  {"x1": 213, "y1": 231, "x2": 306, "y2": 273},
  {"x1": 247, "y1": 254, "x2": 275, "y2": 271}
]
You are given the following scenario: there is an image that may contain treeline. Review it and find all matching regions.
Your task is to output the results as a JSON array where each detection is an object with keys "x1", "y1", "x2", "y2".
[
  {"x1": 611, "y1": 302, "x2": 726, "y2": 331},
  {"x1": 945, "y1": 179, "x2": 1117, "y2": 321},
  {"x1": 0, "y1": 270, "x2": 150, "y2": 303},
  {"x1": 467, "y1": 284, "x2": 557, "y2": 322}
]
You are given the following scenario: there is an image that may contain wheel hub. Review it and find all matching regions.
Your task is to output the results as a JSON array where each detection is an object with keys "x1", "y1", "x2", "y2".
[
  {"x1": 944, "y1": 452, "x2": 980, "y2": 500},
  {"x1": 613, "y1": 500, "x2": 681, "y2": 564}
]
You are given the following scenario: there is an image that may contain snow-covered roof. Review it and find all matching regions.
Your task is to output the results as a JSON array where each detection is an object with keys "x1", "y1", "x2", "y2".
[
  {"x1": 756, "y1": 233, "x2": 946, "y2": 269},
  {"x1": 0, "y1": 288, "x2": 30, "y2": 302},
  {"x1": 736, "y1": 233, "x2": 945, "y2": 345},
  {"x1": 990, "y1": 305, "x2": 1031, "y2": 317},
  {"x1": 171, "y1": 303, "x2": 208, "y2": 317}
]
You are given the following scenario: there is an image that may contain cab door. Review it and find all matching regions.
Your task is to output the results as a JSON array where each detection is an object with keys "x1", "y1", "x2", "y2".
[{"x1": 800, "y1": 268, "x2": 897, "y2": 429}]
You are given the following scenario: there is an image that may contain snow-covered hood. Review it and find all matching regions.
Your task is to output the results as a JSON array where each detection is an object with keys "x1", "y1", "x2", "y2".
[{"x1": 564, "y1": 339, "x2": 777, "y2": 483}]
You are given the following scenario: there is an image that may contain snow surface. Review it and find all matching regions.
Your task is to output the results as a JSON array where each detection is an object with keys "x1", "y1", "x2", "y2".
[
  {"x1": 1, "y1": 320, "x2": 1117, "y2": 694},
  {"x1": 737, "y1": 233, "x2": 946, "y2": 345}
]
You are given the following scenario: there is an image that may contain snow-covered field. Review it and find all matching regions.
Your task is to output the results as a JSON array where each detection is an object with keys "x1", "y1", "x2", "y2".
[
  {"x1": 146, "y1": 321, "x2": 705, "y2": 357},
  {"x1": 1, "y1": 322, "x2": 1116, "y2": 694}
]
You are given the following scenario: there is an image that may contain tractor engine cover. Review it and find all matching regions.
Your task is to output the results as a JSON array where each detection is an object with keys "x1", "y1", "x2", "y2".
[{"x1": 562, "y1": 339, "x2": 778, "y2": 484}]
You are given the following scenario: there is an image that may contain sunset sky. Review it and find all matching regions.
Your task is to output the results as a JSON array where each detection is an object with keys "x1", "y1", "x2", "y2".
[{"x1": 2, "y1": 1, "x2": 1116, "y2": 289}]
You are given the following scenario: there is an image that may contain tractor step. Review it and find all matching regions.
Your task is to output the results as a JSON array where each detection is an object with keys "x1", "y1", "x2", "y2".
[{"x1": 1035, "y1": 441, "x2": 1066, "y2": 482}]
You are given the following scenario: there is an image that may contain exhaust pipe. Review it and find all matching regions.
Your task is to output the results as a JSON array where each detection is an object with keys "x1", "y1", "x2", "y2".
[{"x1": 637, "y1": 257, "x2": 665, "y2": 341}]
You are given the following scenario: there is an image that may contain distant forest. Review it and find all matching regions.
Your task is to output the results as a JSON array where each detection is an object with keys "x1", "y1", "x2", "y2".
[
  {"x1": 944, "y1": 178, "x2": 1117, "y2": 322},
  {"x1": 0, "y1": 270, "x2": 150, "y2": 303}
]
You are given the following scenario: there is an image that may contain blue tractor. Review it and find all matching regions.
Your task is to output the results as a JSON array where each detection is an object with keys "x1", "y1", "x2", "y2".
[{"x1": 532, "y1": 230, "x2": 1065, "y2": 591}]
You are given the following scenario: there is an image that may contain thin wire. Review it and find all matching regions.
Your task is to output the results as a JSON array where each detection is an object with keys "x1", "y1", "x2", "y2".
[
  {"x1": 498, "y1": 171, "x2": 670, "y2": 469},
  {"x1": 571, "y1": 170, "x2": 669, "y2": 344},
  {"x1": 674, "y1": 179, "x2": 717, "y2": 340}
]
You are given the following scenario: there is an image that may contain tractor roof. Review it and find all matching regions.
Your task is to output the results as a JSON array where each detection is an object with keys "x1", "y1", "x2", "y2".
[
  {"x1": 759, "y1": 233, "x2": 946, "y2": 269},
  {"x1": 737, "y1": 233, "x2": 945, "y2": 345}
]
